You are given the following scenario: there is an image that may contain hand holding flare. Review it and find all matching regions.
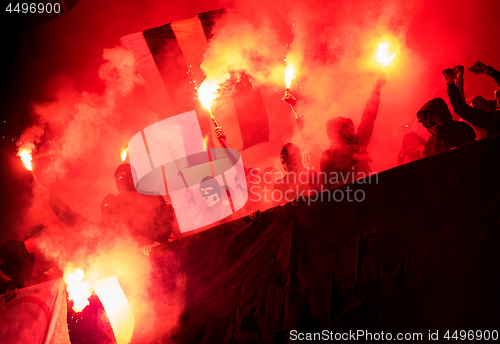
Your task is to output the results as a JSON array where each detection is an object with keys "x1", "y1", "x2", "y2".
[
  {"x1": 282, "y1": 63, "x2": 299, "y2": 119},
  {"x1": 197, "y1": 78, "x2": 248, "y2": 179},
  {"x1": 198, "y1": 79, "x2": 228, "y2": 147}
]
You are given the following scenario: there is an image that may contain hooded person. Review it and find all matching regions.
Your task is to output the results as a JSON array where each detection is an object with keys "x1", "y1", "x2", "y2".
[
  {"x1": 100, "y1": 163, "x2": 178, "y2": 251},
  {"x1": 193, "y1": 176, "x2": 232, "y2": 228},
  {"x1": 320, "y1": 72, "x2": 385, "y2": 187},
  {"x1": 416, "y1": 98, "x2": 476, "y2": 157},
  {"x1": 43, "y1": 163, "x2": 178, "y2": 255},
  {"x1": 273, "y1": 143, "x2": 322, "y2": 206}
]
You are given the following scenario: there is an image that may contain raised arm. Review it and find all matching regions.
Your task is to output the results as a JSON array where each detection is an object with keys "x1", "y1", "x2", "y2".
[
  {"x1": 356, "y1": 71, "x2": 385, "y2": 147},
  {"x1": 454, "y1": 65, "x2": 465, "y2": 102},
  {"x1": 296, "y1": 116, "x2": 322, "y2": 169},
  {"x1": 282, "y1": 92, "x2": 322, "y2": 169},
  {"x1": 35, "y1": 185, "x2": 93, "y2": 229},
  {"x1": 469, "y1": 61, "x2": 500, "y2": 85},
  {"x1": 443, "y1": 68, "x2": 493, "y2": 133}
]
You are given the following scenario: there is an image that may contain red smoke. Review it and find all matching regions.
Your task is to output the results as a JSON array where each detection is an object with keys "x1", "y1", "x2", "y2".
[{"x1": 3, "y1": 0, "x2": 500, "y2": 341}]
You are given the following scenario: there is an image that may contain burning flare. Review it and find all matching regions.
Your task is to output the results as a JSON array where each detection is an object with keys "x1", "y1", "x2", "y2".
[
  {"x1": 18, "y1": 149, "x2": 33, "y2": 171},
  {"x1": 63, "y1": 267, "x2": 91, "y2": 312},
  {"x1": 121, "y1": 148, "x2": 128, "y2": 162},
  {"x1": 377, "y1": 43, "x2": 396, "y2": 66},
  {"x1": 198, "y1": 79, "x2": 219, "y2": 110},
  {"x1": 92, "y1": 277, "x2": 135, "y2": 344},
  {"x1": 285, "y1": 63, "x2": 296, "y2": 89}
]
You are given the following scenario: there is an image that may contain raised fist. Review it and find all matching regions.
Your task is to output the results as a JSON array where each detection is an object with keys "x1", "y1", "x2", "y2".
[
  {"x1": 442, "y1": 68, "x2": 457, "y2": 84},
  {"x1": 468, "y1": 61, "x2": 488, "y2": 75},
  {"x1": 454, "y1": 65, "x2": 464, "y2": 77}
]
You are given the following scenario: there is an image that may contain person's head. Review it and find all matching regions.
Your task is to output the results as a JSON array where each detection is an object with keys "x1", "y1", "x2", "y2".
[
  {"x1": 417, "y1": 98, "x2": 453, "y2": 137},
  {"x1": 280, "y1": 143, "x2": 303, "y2": 173},
  {"x1": 467, "y1": 95, "x2": 496, "y2": 113},
  {"x1": 114, "y1": 163, "x2": 136, "y2": 194},
  {"x1": 326, "y1": 117, "x2": 355, "y2": 143},
  {"x1": 199, "y1": 176, "x2": 222, "y2": 207}
]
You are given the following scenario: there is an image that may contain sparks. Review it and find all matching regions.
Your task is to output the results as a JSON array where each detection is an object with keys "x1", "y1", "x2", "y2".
[
  {"x1": 198, "y1": 79, "x2": 219, "y2": 110},
  {"x1": 377, "y1": 43, "x2": 396, "y2": 66},
  {"x1": 285, "y1": 64, "x2": 296, "y2": 89},
  {"x1": 63, "y1": 267, "x2": 91, "y2": 313},
  {"x1": 18, "y1": 149, "x2": 33, "y2": 171},
  {"x1": 121, "y1": 148, "x2": 128, "y2": 162}
]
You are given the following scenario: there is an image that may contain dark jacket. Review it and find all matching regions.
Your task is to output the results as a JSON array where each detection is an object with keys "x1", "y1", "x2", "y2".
[
  {"x1": 320, "y1": 87, "x2": 380, "y2": 182},
  {"x1": 417, "y1": 98, "x2": 476, "y2": 157},
  {"x1": 0, "y1": 240, "x2": 35, "y2": 294},
  {"x1": 446, "y1": 68, "x2": 500, "y2": 136}
]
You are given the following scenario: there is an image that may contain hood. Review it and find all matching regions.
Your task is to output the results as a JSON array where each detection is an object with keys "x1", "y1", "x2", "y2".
[{"x1": 417, "y1": 98, "x2": 453, "y2": 126}]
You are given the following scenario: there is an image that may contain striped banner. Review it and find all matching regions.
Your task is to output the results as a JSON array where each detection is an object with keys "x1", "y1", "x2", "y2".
[{"x1": 120, "y1": 10, "x2": 277, "y2": 152}]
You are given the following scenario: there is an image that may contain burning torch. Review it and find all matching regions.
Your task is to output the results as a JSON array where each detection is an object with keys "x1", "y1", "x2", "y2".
[
  {"x1": 197, "y1": 78, "x2": 247, "y2": 179},
  {"x1": 197, "y1": 79, "x2": 229, "y2": 147},
  {"x1": 282, "y1": 63, "x2": 299, "y2": 119},
  {"x1": 18, "y1": 148, "x2": 38, "y2": 182},
  {"x1": 120, "y1": 148, "x2": 128, "y2": 162},
  {"x1": 376, "y1": 43, "x2": 396, "y2": 69}
]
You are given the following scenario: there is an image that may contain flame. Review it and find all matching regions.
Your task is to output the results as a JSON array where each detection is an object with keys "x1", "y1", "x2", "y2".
[
  {"x1": 18, "y1": 149, "x2": 33, "y2": 171},
  {"x1": 63, "y1": 267, "x2": 91, "y2": 312},
  {"x1": 377, "y1": 43, "x2": 396, "y2": 66},
  {"x1": 285, "y1": 64, "x2": 296, "y2": 88},
  {"x1": 121, "y1": 148, "x2": 128, "y2": 162},
  {"x1": 92, "y1": 277, "x2": 135, "y2": 344},
  {"x1": 198, "y1": 79, "x2": 219, "y2": 110},
  {"x1": 203, "y1": 136, "x2": 209, "y2": 152}
]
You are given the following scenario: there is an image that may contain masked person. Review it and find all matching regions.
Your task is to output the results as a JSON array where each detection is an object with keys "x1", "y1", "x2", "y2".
[
  {"x1": 100, "y1": 163, "x2": 178, "y2": 254},
  {"x1": 320, "y1": 72, "x2": 386, "y2": 187},
  {"x1": 45, "y1": 163, "x2": 178, "y2": 256},
  {"x1": 416, "y1": 98, "x2": 476, "y2": 157},
  {"x1": 193, "y1": 177, "x2": 232, "y2": 228},
  {"x1": 273, "y1": 143, "x2": 322, "y2": 206}
]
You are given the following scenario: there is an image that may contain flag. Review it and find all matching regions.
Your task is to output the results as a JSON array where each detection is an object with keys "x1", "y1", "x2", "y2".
[
  {"x1": 0, "y1": 278, "x2": 70, "y2": 344},
  {"x1": 120, "y1": 10, "x2": 282, "y2": 152}
]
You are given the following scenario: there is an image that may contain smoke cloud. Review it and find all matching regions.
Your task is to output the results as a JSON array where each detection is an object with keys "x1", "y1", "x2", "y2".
[
  {"x1": 16, "y1": 46, "x2": 184, "y2": 342},
  {"x1": 3, "y1": 0, "x2": 500, "y2": 341}
]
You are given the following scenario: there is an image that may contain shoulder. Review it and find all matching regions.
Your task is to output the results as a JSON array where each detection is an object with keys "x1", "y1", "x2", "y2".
[
  {"x1": 454, "y1": 121, "x2": 476, "y2": 136},
  {"x1": 0, "y1": 240, "x2": 27, "y2": 258},
  {"x1": 320, "y1": 147, "x2": 341, "y2": 161},
  {"x1": 0, "y1": 240, "x2": 24, "y2": 252}
]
